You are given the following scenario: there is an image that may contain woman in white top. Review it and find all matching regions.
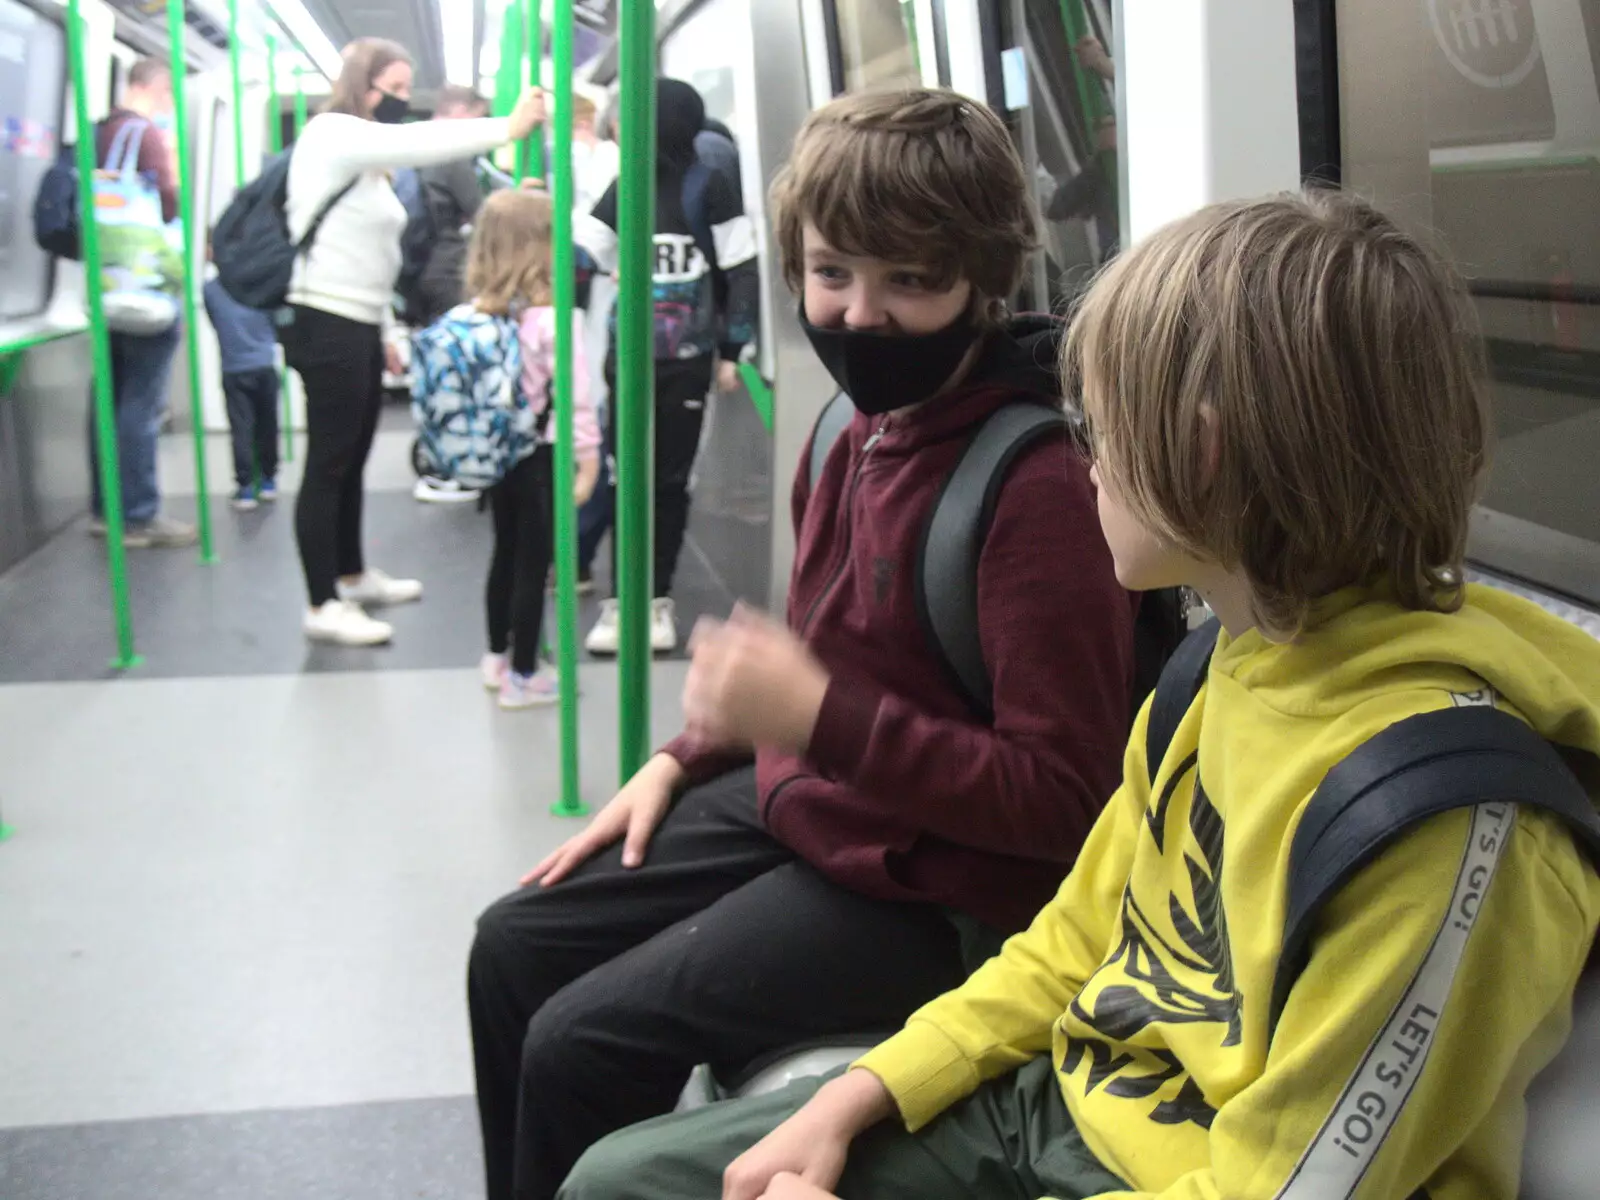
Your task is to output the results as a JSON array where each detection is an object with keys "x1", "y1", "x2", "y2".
[{"x1": 281, "y1": 37, "x2": 543, "y2": 646}]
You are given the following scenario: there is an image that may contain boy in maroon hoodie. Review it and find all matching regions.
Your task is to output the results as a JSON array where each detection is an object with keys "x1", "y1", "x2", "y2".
[{"x1": 466, "y1": 88, "x2": 1135, "y2": 1200}]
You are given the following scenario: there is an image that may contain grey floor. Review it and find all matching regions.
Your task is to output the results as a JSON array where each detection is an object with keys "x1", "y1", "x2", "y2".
[{"x1": 0, "y1": 392, "x2": 772, "y2": 1198}]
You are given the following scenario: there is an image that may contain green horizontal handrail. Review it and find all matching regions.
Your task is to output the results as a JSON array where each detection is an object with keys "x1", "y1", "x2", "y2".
[{"x1": 0, "y1": 321, "x2": 92, "y2": 359}]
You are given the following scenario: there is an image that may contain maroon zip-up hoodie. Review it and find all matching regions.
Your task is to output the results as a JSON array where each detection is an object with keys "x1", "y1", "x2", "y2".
[{"x1": 662, "y1": 317, "x2": 1135, "y2": 933}]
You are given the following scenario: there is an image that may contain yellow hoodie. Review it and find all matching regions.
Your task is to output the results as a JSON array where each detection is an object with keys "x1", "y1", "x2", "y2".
[{"x1": 858, "y1": 585, "x2": 1600, "y2": 1200}]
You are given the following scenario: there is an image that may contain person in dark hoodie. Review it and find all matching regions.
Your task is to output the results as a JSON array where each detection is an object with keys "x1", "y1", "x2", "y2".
[
  {"x1": 465, "y1": 87, "x2": 1134, "y2": 1200},
  {"x1": 574, "y1": 78, "x2": 760, "y2": 653}
]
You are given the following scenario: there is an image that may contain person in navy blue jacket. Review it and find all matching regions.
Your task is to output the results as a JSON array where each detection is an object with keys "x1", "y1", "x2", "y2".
[{"x1": 203, "y1": 269, "x2": 281, "y2": 510}]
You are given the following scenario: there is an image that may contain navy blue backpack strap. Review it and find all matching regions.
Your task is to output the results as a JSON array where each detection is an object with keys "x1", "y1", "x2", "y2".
[
  {"x1": 806, "y1": 392, "x2": 854, "y2": 496},
  {"x1": 1269, "y1": 705, "x2": 1600, "y2": 1037},
  {"x1": 1145, "y1": 617, "x2": 1221, "y2": 784},
  {"x1": 680, "y1": 160, "x2": 715, "y2": 268},
  {"x1": 916, "y1": 403, "x2": 1069, "y2": 717}
]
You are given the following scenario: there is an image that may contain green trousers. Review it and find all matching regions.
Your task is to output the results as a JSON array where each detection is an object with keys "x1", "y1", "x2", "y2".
[{"x1": 557, "y1": 1058, "x2": 1127, "y2": 1200}]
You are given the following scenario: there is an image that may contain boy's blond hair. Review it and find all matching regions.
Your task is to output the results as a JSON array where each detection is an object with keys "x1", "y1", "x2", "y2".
[
  {"x1": 1065, "y1": 190, "x2": 1493, "y2": 633},
  {"x1": 466, "y1": 189, "x2": 554, "y2": 315},
  {"x1": 768, "y1": 88, "x2": 1036, "y2": 325}
]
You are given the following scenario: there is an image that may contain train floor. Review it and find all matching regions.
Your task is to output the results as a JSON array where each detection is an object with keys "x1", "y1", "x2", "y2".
[{"x1": 0, "y1": 396, "x2": 772, "y2": 1199}]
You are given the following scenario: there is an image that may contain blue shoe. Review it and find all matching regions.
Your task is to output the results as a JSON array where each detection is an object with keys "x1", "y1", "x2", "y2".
[
  {"x1": 232, "y1": 486, "x2": 258, "y2": 512},
  {"x1": 258, "y1": 480, "x2": 279, "y2": 503}
]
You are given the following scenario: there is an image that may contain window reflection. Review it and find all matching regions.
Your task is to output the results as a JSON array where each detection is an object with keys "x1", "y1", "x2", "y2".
[
  {"x1": 1337, "y1": 0, "x2": 1600, "y2": 602},
  {"x1": 0, "y1": 0, "x2": 67, "y2": 321},
  {"x1": 835, "y1": 0, "x2": 922, "y2": 92}
]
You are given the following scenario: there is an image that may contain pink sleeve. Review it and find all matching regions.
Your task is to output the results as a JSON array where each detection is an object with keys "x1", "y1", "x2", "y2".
[
  {"x1": 570, "y1": 309, "x2": 600, "y2": 458},
  {"x1": 519, "y1": 308, "x2": 600, "y2": 459},
  {"x1": 518, "y1": 308, "x2": 553, "y2": 423}
]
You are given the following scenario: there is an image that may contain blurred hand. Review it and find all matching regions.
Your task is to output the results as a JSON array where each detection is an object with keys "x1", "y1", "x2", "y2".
[
  {"x1": 574, "y1": 455, "x2": 600, "y2": 506},
  {"x1": 508, "y1": 88, "x2": 547, "y2": 141},
  {"x1": 384, "y1": 341, "x2": 403, "y2": 376},
  {"x1": 1075, "y1": 35, "x2": 1115, "y2": 81},
  {"x1": 1094, "y1": 115, "x2": 1118, "y2": 153},
  {"x1": 521, "y1": 753, "x2": 684, "y2": 886},
  {"x1": 717, "y1": 359, "x2": 743, "y2": 394},
  {"x1": 683, "y1": 604, "x2": 829, "y2": 754},
  {"x1": 759, "y1": 1175, "x2": 838, "y2": 1200},
  {"x1": 519, "y1": 176, "x2": 547, "y2": 192}
]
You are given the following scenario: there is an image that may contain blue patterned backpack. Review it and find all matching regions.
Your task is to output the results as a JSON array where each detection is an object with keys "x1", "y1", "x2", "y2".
[{"x1": 410, "y1": 304, "x2": 539, "y2": 490}]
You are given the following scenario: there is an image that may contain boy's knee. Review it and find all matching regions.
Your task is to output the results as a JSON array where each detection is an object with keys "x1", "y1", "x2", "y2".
[{"x1": 558, "y1": 1127, "x2": 643, "y2": 1200}]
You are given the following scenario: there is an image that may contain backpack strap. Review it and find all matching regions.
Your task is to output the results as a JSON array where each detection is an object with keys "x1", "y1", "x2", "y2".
[
  {"x1": 1144, "y1": 617, "x2": 1221, "y2": 784},
  {"x1": 1269, "y1": 705, "x2": 1600, "y2": 1038},
  {"x1": 680, "y1": 160, "x2": 715, "y2": 268},
  {"x1": 806, "y1": 391, "x2": 854, "y2": 496},
  {"x1": 294, "y1": 170, "x2": 358, "y2": 257},
  {"x1": 916, "y1": 403, "x2": 1070, "y2": 718}
]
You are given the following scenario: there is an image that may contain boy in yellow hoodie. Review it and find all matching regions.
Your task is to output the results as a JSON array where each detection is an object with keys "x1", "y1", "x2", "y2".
[{"x1": 553, "y1": 192, "x2": 1600, "y2": 1200}]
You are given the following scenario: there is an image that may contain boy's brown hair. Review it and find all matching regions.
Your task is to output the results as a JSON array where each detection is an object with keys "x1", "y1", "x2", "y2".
[
  {"x1": 467, "y1": 189, "x2": 554, "y2": 315},
  {"x1": 324, "y1": 38, "x2": 412, "y2": 118},
  {"x1": 1065, "y1": 190, "x2": 1493, "y2": 633},
  {"x1": 768, "y1": 88, "x2": 1036, "y2": 325},
  {"x1": 435, "y1": 84, "x2": 488, "y2": 117}
]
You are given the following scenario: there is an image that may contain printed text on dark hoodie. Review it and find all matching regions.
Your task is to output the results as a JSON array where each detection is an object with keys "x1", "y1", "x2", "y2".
[{"x1": 662, "y1": 318, "x2": 1137, "y2": 933}]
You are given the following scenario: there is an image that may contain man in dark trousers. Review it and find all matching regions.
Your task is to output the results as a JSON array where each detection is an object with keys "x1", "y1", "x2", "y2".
[
  {"x1": 575, "y1": 78, "x2": 759, "y2": 654},
  {"x1": 88, "y1": 57, "x2": 196, "y2": 548}
]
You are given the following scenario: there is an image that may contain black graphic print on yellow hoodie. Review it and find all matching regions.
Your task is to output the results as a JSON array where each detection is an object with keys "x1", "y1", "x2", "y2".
[{"x1": 858, "y1": 584, "x2": 1600, "y2": 1200}]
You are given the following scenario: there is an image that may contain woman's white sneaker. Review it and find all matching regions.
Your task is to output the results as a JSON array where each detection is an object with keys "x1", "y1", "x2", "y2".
[
  {"x1": 338, "y1": 568, "x2": 423, "y2": 607},
  {"x1": 481, "y1": 652, "x2": 509, "y2": 691},
  {"x1": 304, "y1": 600, "x2": 393, "y2": 646}
]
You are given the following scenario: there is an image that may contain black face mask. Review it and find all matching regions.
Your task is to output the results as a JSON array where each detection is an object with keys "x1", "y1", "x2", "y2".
[
  {"x1": 800, "y1": 306, "x2": 980, "y2": 416},
  {"x1": 372, "y1": 91, "x2": 410, "y2": 124}
]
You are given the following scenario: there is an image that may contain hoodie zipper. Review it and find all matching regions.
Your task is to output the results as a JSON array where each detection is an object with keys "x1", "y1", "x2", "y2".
[{"x1": 797, "y1": 417, "x2": 892, "y2": 637}]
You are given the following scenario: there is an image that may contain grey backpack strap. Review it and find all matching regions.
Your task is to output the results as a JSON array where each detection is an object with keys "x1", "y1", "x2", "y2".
[
  {"x1": 806, "y1": 391, "x2": 854, "y2": 495},
  {"x1": 1269, "y1": 705, "x2": 1600, "y2": 1039},
  {"x1": 917, "y1": 403, "x2": 1069, "y2": 717}
]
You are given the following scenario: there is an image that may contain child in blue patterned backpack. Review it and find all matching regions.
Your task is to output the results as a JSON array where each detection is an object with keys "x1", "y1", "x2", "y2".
[{"x1": 465, "y1": 188, "x2": 602, "y2": 709}]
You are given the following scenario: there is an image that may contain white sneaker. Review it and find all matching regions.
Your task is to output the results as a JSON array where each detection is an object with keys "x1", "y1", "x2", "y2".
[
  {"x1": 481, "y1": 652, "x2": 509, "y2": 691},
  {"x1": 413, "y1": 477, "x2": 481, "y2": 504},
  {"x1": 304, "y1": 600, "x2": 393, "y2": 646},
  {"x1": 338, "y1": 568, "x2": 423, "y2": 607},
  {"x1": 651, "y1": 597, "x2": 678, "y2": 652},
  {"x1": 499, "y1": 666, "x2": 561, "y2": 710},
  {"x1": 585, "y1": 599, "x2": 620, "y2": 655},
  {"x1": 585, "y1": 598, "x2": 679, "y2": 655}
]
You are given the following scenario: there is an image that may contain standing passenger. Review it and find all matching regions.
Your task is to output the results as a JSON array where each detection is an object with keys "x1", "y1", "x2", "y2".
[
  {"x1": 576, "y1": 78, "x2": 759, "y2": 654},
  {"x1": 280, "y1": 38, "x2": 543, "y2": 646},
  {"x1": 87, "y1": 58, "x2": 195, "y2": 548}
]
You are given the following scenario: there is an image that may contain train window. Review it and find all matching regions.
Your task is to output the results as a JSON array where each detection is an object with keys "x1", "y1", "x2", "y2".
[
  {"x1": 834, "y1": 0, "x2": 923, "y2": 91},
  {"x1": 988, "y1": 0, "x2": 1117, "y2": 316},
  {"x1": 0, "y1": 0, "x2": 66, "y2": 321},
  {"x1": 1335, "y1": 0, "x2": 1600, "y2": 604}
]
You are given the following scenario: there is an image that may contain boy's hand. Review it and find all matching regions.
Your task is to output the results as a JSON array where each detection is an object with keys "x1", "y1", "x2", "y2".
[
  {"x1": 717, "y1": 359, "x2": 742, "y2": 393},
  {"x1": 384, "y1": 341, "x2": 404, "y2": 376},
  {"x1": 723, "y1": 1070, "x2": 893, "y2": 1200},
  {"x1": 683, "y1": 604, "x2": 829, "y2": 754},
  {"x1": 573, "y1": 455, "x2": 600, "y2": 506},
  {"x1": 759, "y1": 1175, "x2": 837, "y2": 1200},
  {"x1": 520, "y1": 753, "x2": 684, "y2": 886}
]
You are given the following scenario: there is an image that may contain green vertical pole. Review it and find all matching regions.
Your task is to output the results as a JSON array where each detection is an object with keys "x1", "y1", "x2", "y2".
[
  {"x1": 615, "y1": 0, "x2": 655, "y2": 781},
  {"x1": 171, "y1": 0, "x2": 217, "y2": 563},
  {"x1": 69, "y1": 0, "x2": 140, "y2": 668},
  {"x1": 227, "y1": 0, "x2": 246, "y2": 187},
  {"x1": 267, "y1": 36, "x2": 294, "y2": 464},
  {"x1": 549, "y1": 0, "x2": 586, "y2": 817},
  {"x1": 1058, "y1": 0, "x2": 1117, "y2": 214}
]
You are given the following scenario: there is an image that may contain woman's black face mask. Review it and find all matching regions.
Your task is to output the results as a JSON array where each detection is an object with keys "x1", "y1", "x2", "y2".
[
  {"x1": 800, "y1": 305, "x2": 980, "y2": 416},
  {"x1": 372, "y1": 91, "x2": 410, "y2": 124}
]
